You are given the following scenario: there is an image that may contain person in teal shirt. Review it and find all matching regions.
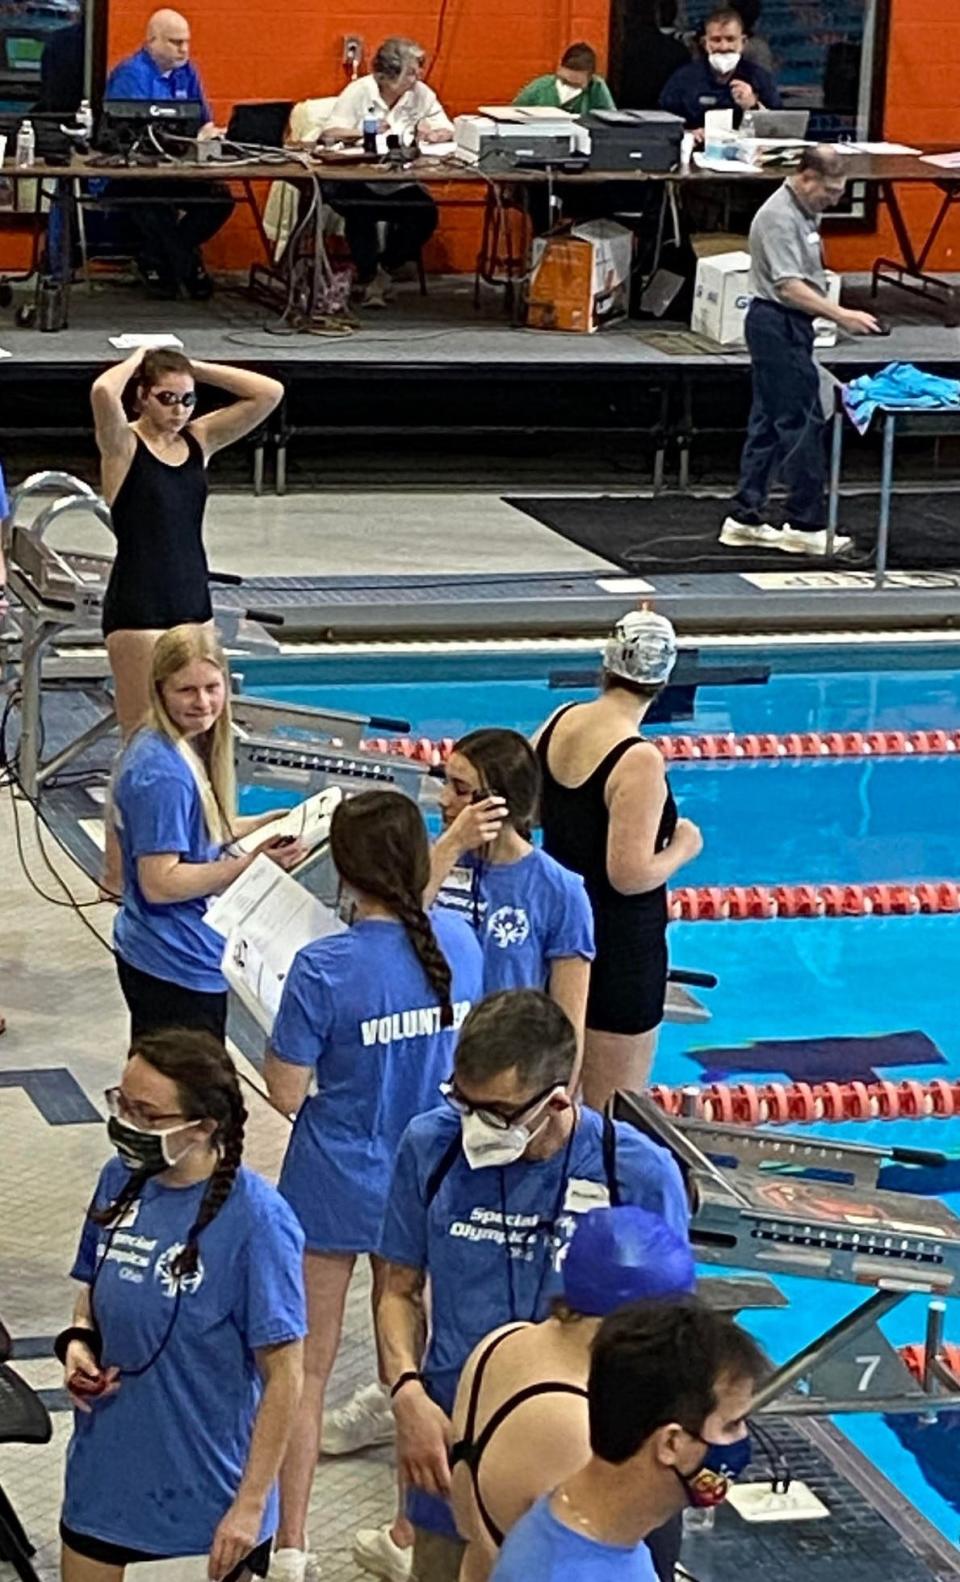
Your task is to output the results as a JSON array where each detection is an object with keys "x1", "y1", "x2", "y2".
[{"x1": 514, "y1": 42, "x2": 616, "y2": 115}]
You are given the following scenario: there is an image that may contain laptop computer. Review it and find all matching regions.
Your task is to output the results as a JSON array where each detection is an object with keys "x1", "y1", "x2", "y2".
[
  {"x1": 752, "y1": 109, "x2": 811, "y2": 139},
  {"x1": 226, "y1": 100, "x2": 293, "y2": 148}
]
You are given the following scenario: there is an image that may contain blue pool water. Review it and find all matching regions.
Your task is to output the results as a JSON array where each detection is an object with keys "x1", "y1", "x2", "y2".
[{"x1": 243, "y1": 645, "x2": 960, "y2": 1541}]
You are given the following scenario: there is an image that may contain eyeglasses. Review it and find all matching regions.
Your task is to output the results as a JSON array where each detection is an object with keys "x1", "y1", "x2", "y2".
[
  {"x1": 440, "y1": 1078, "x2": 559, "y2": 1130},
  {"x1": 105, "y1": 1085, "x2": 187, "y2": 1129},
  {"x1": 150, "y1": 389, "x2": 197, "y2": 409}
]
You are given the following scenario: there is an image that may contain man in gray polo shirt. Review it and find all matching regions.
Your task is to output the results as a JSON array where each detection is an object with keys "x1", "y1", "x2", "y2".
[{"x1": 721, "y1": 145, "x2": 881, "y2": 556}]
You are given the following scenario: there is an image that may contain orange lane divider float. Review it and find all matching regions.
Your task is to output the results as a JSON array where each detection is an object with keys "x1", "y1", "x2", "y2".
[
  {"x1": 900, "y1": 1344, "x2": 960, "y2": 1384},
  {"x1": 358, "y1": 729, "x2": 960, "y2": 768},
  {"x1": 647, "y1": 1076, "x2": 960, "y2": 1125},
  {"x1": 668, "y1": 882, "x2": 960, "y2": 920},
  {"x1": 656, "y1": 729, "x2": 960, "y2": 761}
]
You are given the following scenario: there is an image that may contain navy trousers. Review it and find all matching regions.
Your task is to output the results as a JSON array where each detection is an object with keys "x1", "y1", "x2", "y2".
[{"x1": 733, "y1": 298, "x2": 825, "y2": 530}]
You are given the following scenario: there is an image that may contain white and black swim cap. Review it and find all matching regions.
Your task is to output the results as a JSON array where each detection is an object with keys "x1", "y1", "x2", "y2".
[{"x1": 603, "y1": 608, "x2": 677, "y2": 687}]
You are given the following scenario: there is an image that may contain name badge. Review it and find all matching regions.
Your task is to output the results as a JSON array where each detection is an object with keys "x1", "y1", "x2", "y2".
[
  {"x1": 699, "y1": 95, "x2": 718, "y2": 106},
  {"x1": 563, "y1": 1177, "x2": 611, "y2": 1215},
  {"x1": 444, "y1": 865, "x2": 474, "y2": 894}
]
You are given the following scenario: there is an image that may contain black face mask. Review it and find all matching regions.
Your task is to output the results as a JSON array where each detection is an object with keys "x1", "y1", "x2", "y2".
[{"x1": 107, "y1": 1115, "x2": 197, "y2": 1175}]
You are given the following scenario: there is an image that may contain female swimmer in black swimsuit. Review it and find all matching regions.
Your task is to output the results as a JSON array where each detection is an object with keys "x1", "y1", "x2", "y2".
[{"x1": 91, "y1": 348, "x2": 282, "y2": 889}]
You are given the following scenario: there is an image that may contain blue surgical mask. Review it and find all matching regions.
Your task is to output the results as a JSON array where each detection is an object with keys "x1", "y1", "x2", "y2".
[{"x1": 678, "y1": 1432, "x2": 752, "y2": 1507}]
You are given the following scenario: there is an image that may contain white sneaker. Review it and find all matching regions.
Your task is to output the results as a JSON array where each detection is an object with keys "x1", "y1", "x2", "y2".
[
  {"x1": 719, "y1": 515, "x2": 785, "y2": 549},
  {"x1": 267, "y1": 1549, "x2": 320, "y2": 1582},
  {"x1": 353, "y1": 1525, "x2": 412, "y2": 1582},
  {"x1": 322, "y1": 1382, "x2": 394, "y2": 1456},
  {"x1": 779, "y1": 524, "x2": 853, "y2": 556},
  {"x1": 357, "y1": 268, "x2": 394, "y2": 309}
]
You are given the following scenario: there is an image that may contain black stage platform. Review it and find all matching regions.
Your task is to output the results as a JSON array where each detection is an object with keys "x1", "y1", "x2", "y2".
[{"x1": 2, "y1": 276, "x2": 960, "y2": 490}]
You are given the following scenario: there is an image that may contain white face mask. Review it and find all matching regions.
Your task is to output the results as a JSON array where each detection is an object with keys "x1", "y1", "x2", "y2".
[
  {"x1": 709, "y1": 50, "x2": 741, "y2": 76},
  {"x1": 460, "y1": 1098, "x2": 556, "y2": 1170},
  {"x1": 555, "y1": 78, "x2": 583, "y2": 105}
]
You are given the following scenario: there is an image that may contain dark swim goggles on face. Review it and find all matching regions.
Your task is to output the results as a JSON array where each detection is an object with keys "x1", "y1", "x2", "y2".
[{"x1": 151, "y1": 390, "x2": 197, "y2": 409}]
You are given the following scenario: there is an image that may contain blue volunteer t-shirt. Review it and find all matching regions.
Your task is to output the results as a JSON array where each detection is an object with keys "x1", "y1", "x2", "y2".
[
  {"x1": 659, "y1": 55, "x2": 781, "y2": 127},
  {"x1": 492, "y1": 1495, "x2": 658, "y2": 1582},
  {"x1": 272, "y1": 911, "x2": 483, "y2": 1253},
  {"x1": 63, "y1": 1160, "x2": 306, "y2": 1556},
  {"x1": 0, "y1": 461, "x2": 8, "y2": 521},
  {"x1": 105, "y1": 47, "x2": 212, "y2": 124},
  {"x1": 113, "y1": 729, "x2": 227, "y2": 993},
  {"x1": 437, "y1": 847, "x2": 594, "y2": 995},
  {"x1": 379, "y1": 1104, "x2": 688, "y2": 1534}
]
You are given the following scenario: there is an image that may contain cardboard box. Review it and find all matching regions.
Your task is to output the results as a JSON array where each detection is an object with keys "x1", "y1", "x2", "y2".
[
  {"x1": 692, "y1": 251, "x2": 842, "y2": 347},
  {"x1": 526, "y1": 220, "x2": 633, "y2": 334}
]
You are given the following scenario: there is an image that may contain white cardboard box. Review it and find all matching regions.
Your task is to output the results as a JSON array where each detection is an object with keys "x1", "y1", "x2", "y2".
[{"x1": 692, "y1": 251, "x2": 841, "y2": 347}]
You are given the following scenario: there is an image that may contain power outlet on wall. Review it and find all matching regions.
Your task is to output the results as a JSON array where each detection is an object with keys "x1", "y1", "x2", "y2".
[{"x1": 342, "y1": 35, "x2": 363, "y2": 67}]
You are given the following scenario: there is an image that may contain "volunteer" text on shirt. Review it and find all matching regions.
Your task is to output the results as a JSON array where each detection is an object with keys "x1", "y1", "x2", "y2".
[{"x1": 359, "y1": 1000, "x2": 472, "y2": 1047}]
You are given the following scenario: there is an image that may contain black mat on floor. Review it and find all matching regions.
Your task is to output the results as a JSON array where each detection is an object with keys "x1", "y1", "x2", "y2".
[{"x1": 504, "y1": 491, "x2": 960, "y2": 573}]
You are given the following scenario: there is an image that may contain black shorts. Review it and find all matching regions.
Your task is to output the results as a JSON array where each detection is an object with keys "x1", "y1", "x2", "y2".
[
  {"x1": 60, "y1": 1523, "x2": 271, "y2": 1580},
  {"x1": 116, "y1": 954, "x2": 227, "y2": 1043},
  {"x1": 587, "y1": 921, "x2": 668, "y2": 1036}
]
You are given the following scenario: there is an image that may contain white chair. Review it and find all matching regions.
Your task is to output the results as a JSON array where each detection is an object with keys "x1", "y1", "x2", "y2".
[{"x1": 262, "y1": 95, "x2": 343, "y2": 259}]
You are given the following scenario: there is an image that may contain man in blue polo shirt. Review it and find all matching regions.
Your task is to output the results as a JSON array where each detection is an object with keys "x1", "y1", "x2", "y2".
[
  {"x1": 366, "y1": 989, "x2": 690, "y2": 1582},
  {"x1": 105, "y1": 9, "x2": 233, "y2": 297},
  {"x1": 659, "y1": 6, "x2": 780, "y2": 130}
]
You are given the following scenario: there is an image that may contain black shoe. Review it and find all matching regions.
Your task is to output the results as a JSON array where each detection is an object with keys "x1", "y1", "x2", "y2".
[
  {"x1": 187, "y1": 267, "x2": 215, "y2": 301},
  {"x1": 138, "y1": 258, "x2": 180, "y2": 299}
]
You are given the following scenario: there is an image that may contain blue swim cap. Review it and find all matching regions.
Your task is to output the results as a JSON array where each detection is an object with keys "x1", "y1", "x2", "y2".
[{"x1": 562, "y1": 1206, "x2": 695, "y2": 1316}]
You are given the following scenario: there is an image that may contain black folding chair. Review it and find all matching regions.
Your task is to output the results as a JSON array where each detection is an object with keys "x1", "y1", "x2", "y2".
[{"x1": 0, "y1": 1319, "x2": 53, "y2": 1582}]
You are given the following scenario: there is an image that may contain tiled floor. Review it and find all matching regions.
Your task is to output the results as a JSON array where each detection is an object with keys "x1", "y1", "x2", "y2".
[{"x1": 0, "y1": 788, "x2": 398, "y2": 1580}]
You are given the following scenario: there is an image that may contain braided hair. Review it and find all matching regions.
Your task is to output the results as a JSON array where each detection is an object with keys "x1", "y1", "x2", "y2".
[
  {"x1": 330, "y1": 791, "x2": 454, "y2": 1027},
  {"x1": 91, "y1": 1029, "x2": 247, "y2": 1279}
]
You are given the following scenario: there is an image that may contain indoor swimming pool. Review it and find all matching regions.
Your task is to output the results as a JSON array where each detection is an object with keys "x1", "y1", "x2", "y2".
[{"x1": 240, "y1": 641, "x2": 960, "y2": 1543}]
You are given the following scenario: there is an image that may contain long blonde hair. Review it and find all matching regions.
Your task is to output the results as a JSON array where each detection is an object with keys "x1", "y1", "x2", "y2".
[{"x1": 145, "y1": 626, "x2": 236, "y2": 843}]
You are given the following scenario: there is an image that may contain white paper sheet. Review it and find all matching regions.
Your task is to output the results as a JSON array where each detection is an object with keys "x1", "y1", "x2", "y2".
[
  {"x1": 108, "y1": 333, "x2": 185, "y2": 350},
  {"x1": 478, "y1": 104, "x2": 575, "y2": 122},
  {"x1": 205, "y1": 855, "x2": 346, "y2": 1031},
  {"x1": 920, "y1": 150, "x2": 960, "y2": 169},
  {"x1": 832, "y1": 141, "x2": 920, "y2": 155},
  {"x1": 119, "y1": 1557, "x2": 210, "y2": 1582},
  {"x1": 233, "y1": 786, "x2": 342, "y2": 856},
  {"x1": 692, "y1": 153, "x2": 762, "y2": 174},
  {"x1": 418, "y1": 141, "x2": 459, "y2": 159}
]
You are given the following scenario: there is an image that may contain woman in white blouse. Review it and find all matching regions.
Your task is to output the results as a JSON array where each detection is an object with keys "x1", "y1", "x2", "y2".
[{"x1": 321, "y1": 37, "x2": 453, "y2": 306}]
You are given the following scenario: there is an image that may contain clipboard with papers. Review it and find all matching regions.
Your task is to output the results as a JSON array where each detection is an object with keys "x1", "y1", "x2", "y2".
[
  {"x1": 233, "y1": 786, "x2": 343, "y2": 856},
  {"x1": 205, "y1": 853, "x2": 346, "y2": 1031}
]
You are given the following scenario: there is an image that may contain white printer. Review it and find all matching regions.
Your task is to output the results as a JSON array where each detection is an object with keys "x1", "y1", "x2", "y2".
[{"x1": 455, "y1": 106, "x2": 591, "y2": 167}]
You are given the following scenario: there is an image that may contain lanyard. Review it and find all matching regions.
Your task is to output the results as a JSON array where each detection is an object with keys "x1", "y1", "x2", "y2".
[
  {"x1": 498, "y1": 1121, "x2": 577, "y2": 1322},
  {"x1": 89, "y1": 1204, "x2": 184, "y2": 1379}
]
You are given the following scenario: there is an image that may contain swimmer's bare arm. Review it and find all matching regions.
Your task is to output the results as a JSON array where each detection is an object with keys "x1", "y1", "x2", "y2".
[
  {"x1": 606, "y1": 746, "x2": 702, "y2": 894},
  {"x1": 189, "y1": 363, "x2": 285, "y2": 458},
  {"x1": 378, "y1": 1259, "x2": 453, "y2": 1496},
  {"x1": 91, "y1": 351, "x2": 140, "y2": 494},
  {"x1": 263, "y1": 1052, "x2": 312, "y2": 1119}
]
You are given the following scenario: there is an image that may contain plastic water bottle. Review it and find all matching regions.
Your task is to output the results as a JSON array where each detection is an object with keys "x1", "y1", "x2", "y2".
[
  {"x1": 15, "y1": 119, "x2": 35, "y2": 167},
  {"x1": 740, "y1": 109, "x2": 756, "y2": 140},
  {"x1": 77, "y1": 99, "x2": 94, "y2": 139},
  {"x1": 683, "y1": 1505, "x2": 716, "y2": 1534},
  {"x1": 362, "y1": 108, "x2": 379, "y2": 156}
]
